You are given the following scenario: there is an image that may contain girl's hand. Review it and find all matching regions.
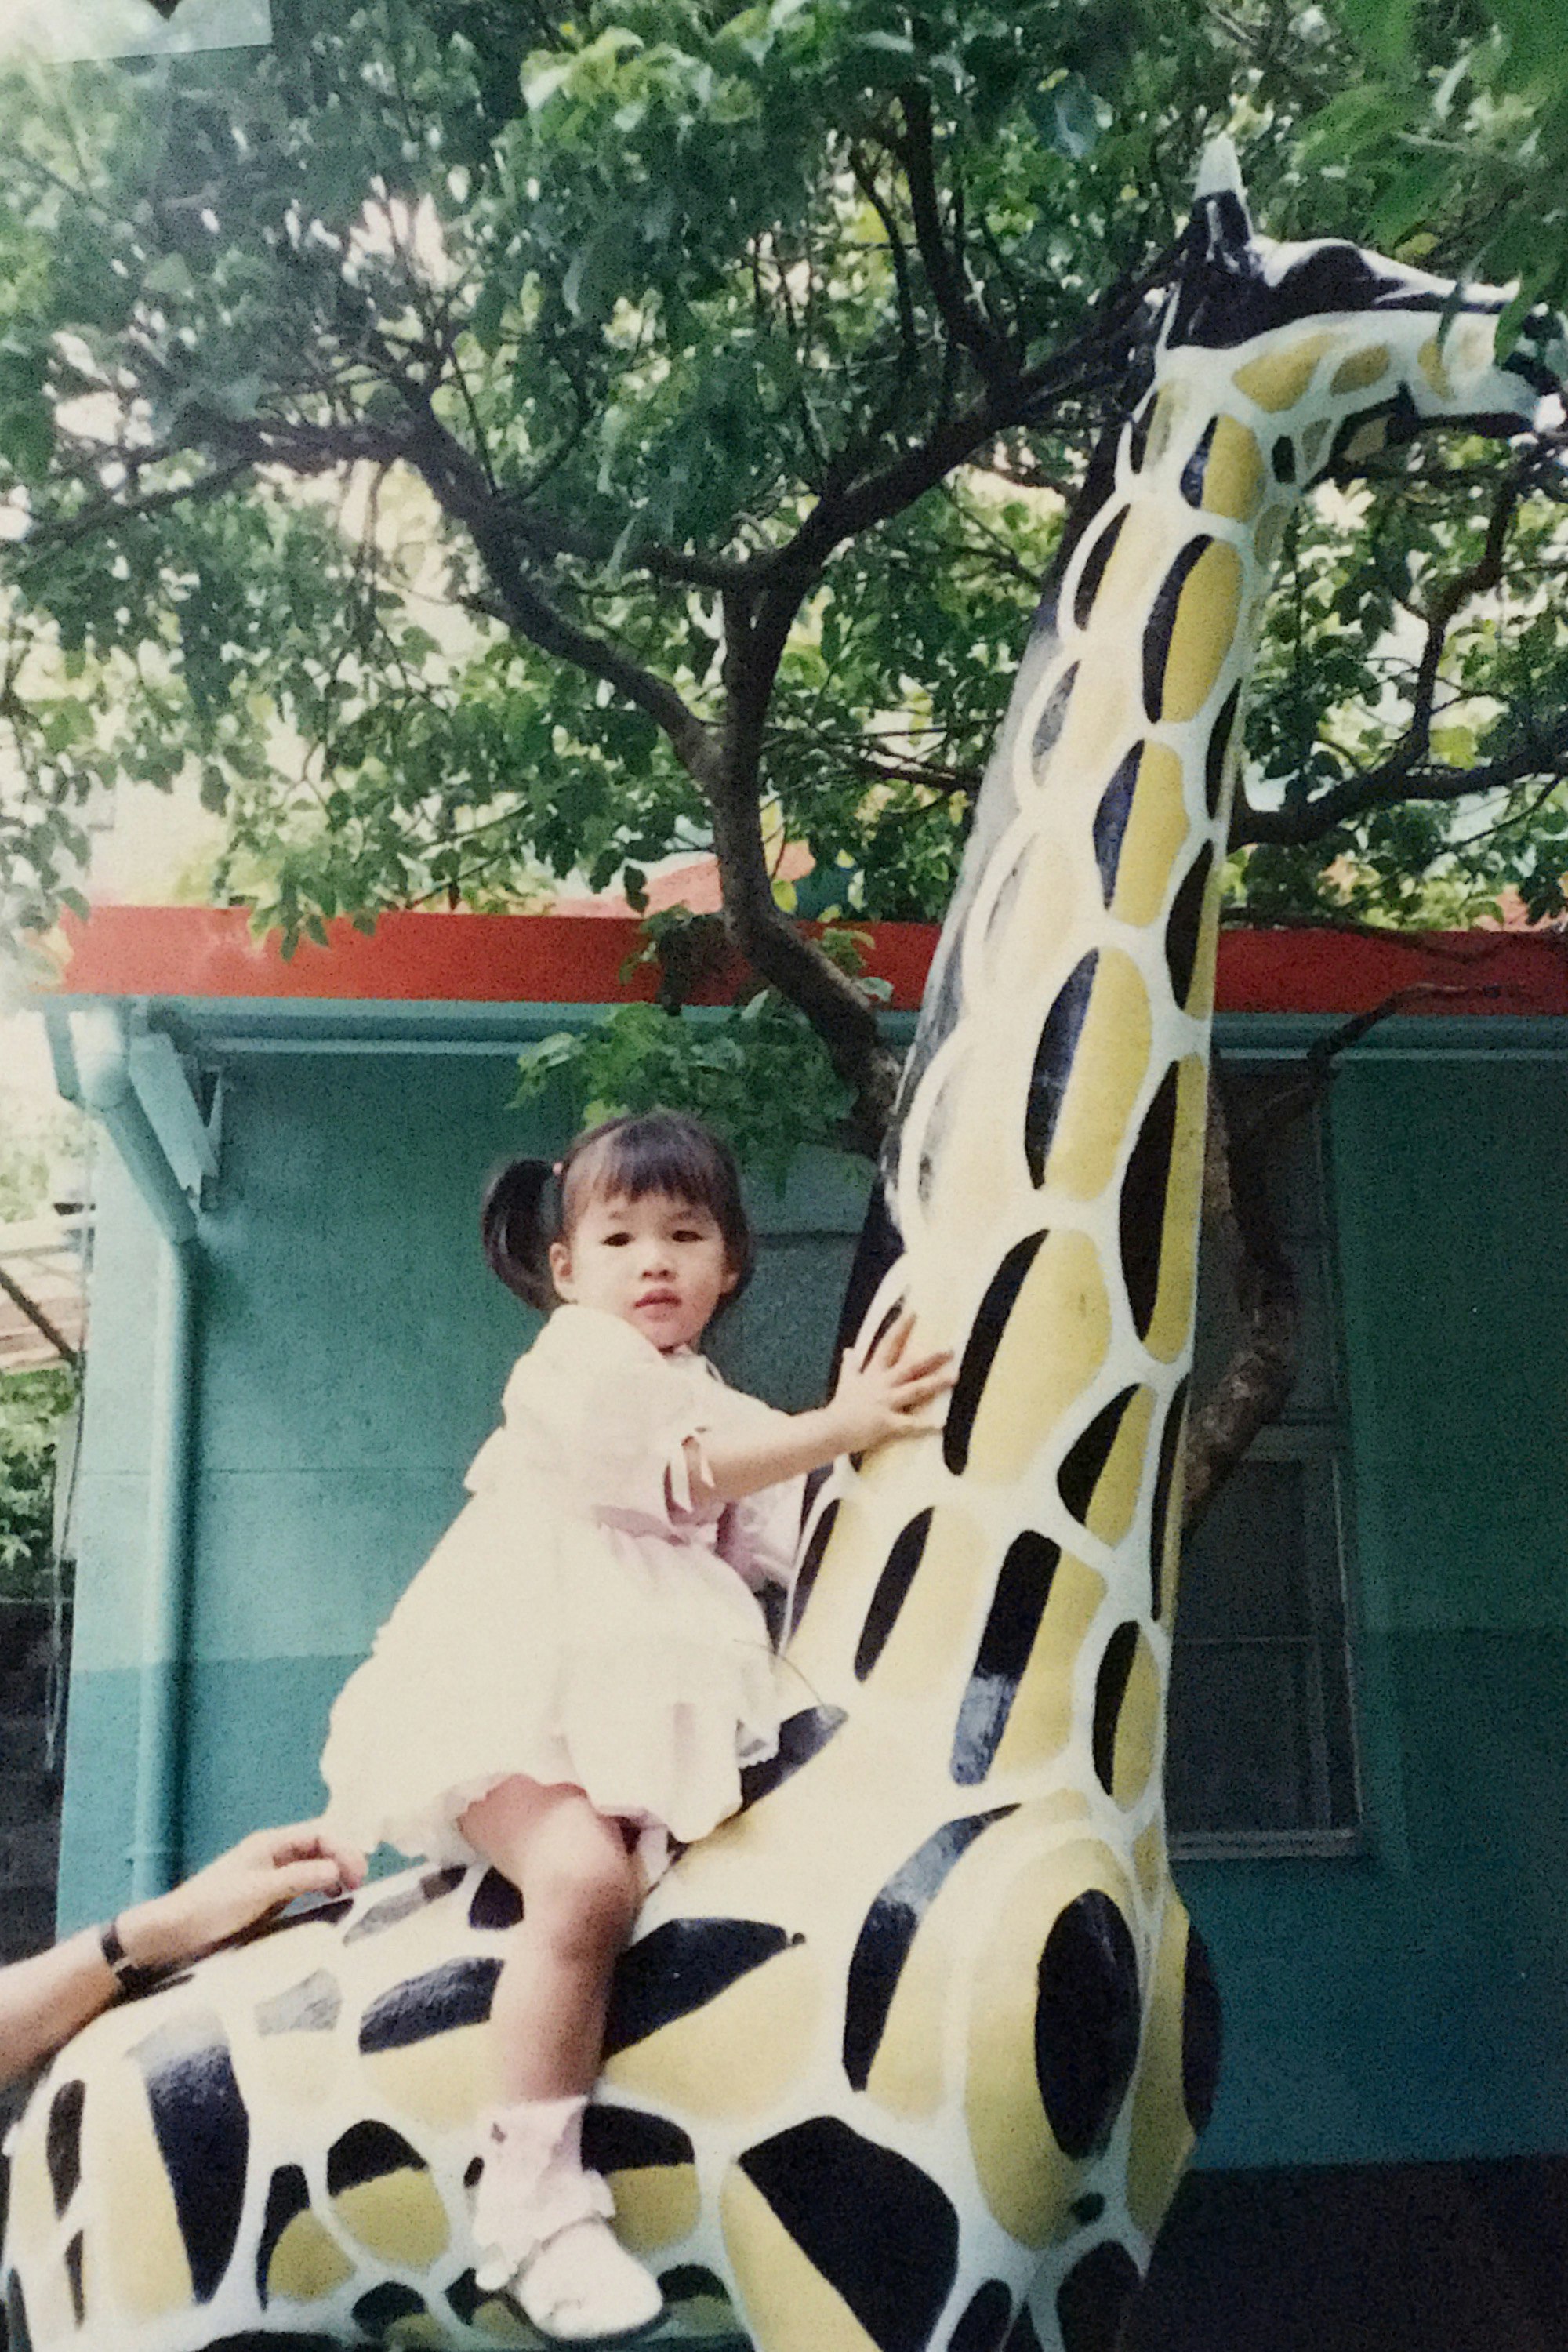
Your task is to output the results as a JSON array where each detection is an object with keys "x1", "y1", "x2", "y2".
[{"x1": 827, "y1": 1311, "x2": 954, "y2": 1457}]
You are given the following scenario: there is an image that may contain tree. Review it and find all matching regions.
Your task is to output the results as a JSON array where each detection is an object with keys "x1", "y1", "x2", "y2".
[{"x1": 2, "y1": 0, "x2": 1566, "y2": 1161}]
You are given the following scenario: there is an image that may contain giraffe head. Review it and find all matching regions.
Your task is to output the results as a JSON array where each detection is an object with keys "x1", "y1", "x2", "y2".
[{"x1": 1157, "y1": 137, "x2": 1566, "y2": 485}]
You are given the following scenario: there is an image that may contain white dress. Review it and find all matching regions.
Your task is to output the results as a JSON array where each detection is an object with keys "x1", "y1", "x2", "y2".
[{"x1": 320, "y1": 1305, "x2": 804, "y2": 1878}]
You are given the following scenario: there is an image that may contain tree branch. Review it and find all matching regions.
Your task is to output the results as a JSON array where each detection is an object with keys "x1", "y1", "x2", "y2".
[
  {"x1": 893, "y1": 87, "x2": 1016, "y2": 400},
  {"x1": 1238, "y1": 708, "x2": 1568, "y2": 847}
]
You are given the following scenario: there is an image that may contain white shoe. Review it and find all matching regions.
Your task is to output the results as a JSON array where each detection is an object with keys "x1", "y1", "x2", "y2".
[
  {"x1": 517, "y1": 2214, "x2": 665, "y2": 2341},
  {"x1": 470, "y1": 2096, "x2": 662, "y2": 2339}
]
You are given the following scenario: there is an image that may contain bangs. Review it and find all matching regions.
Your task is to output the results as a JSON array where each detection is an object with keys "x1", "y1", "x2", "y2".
[{"x1": 564, "y1": 1111, "x2": 753, "y2": 1294}]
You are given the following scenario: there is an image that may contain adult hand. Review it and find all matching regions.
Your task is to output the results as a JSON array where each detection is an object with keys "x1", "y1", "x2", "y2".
[{"x1": 117, "y1": 1821, "x2": 367, "y2": 1970}]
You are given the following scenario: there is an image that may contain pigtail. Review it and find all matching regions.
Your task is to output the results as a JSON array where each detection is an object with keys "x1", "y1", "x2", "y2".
[{"x1": 481, "y1": 1158, "x2": 559, "y2": 1309}]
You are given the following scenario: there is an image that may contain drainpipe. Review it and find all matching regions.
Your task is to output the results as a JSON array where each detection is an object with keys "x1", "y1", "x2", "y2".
[{"x1": 60, "y1": 1006, "x2": 198, "y2": 1900}]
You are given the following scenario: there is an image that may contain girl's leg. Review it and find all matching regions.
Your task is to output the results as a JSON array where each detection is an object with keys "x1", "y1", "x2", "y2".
[
  {"x1": 459, "y1": 1775, "x2": 641, "y2": 2100},
  {"x1": 456, "y1": 1777, "x2": 659, "y2": 2339}
]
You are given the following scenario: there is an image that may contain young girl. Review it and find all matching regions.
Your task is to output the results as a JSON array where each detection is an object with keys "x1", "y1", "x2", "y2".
[{"x1": 318, "y1": 1110, "x2": 949, "y2": 2341}]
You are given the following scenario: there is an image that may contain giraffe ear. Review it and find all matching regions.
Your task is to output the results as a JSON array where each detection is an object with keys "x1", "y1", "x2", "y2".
[{"x1": 1190, "y1": 136, "x2": 1254, "y2": 272}]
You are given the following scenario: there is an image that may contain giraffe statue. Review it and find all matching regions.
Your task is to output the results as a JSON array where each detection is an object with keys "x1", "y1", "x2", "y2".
[{"x1": 4, "y1": 143, "x2": 1563, "y2": 2352}]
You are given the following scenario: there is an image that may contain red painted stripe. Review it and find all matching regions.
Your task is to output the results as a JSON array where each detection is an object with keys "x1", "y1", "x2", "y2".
[{"x1": 38, "y1": 907, "x2": 1568, "y2": 1018}]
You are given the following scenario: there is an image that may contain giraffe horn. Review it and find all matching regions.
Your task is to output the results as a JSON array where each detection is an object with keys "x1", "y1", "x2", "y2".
[{"x1": 1190, "y1": 135, "x2": 1253, "y2": 265}]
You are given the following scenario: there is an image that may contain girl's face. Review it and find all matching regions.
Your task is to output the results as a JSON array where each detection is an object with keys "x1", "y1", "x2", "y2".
[{"x1": 549, "y1": 1188, "x2": 739, "y2": 1353}]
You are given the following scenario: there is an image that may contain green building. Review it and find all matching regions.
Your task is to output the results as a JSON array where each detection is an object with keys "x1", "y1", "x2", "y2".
[{"x1": 31, "y1": 907, "x2": 1568, "y2": 2209}]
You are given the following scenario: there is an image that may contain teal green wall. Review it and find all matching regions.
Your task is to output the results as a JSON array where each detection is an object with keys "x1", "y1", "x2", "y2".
[
  {"x1": 57, "y1": 1050, "x2": 868, "y2": 1930},
  {"x1": 1183, "y1": 1052, "x2": 1568, "y2": 2165},
  {"x1": 60, "y1": 1031, "x2": 1568, "y2": 2169}
]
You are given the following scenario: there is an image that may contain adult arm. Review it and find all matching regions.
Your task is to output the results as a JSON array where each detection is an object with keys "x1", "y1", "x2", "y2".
[{"x1": 0, "y1": 1821, "x2": 365, "y2": 2092}]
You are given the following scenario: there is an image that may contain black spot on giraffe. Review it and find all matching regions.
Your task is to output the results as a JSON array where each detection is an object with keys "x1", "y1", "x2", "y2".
[
  {"x1": 1054, "y1": 2239, "x2": 1143, "y2": 2352},
  {"x1": 1148, "y1": 1377, "x2": 1189, "y2": 1620},
  {"x1": 1025, "y1": 953, "x2": 1098, "y2": 1185},
  {"x1": 1272, "y1": 433, "x2": 1296, "y2": 482},
  {"x1": 738, "y1": 2118, "x2": 960, "y2": 2352},
  {"x1": 133, "y1": 2009, "x2": 249, "y2": 2303},
  {"x1": 325, "y1": 2120, "x2": 427, "y2": 2200},
  {"x1": 343, "y1": 1864, "x2": 465, "y2": 1943},
  {"x1": 855, "y1": 1510, "x2": 934, "y2": 1679},
  {"x1": 358, "y1": 1956, "x2": 501, "y2": 2053},
  {"x1": 468, "y1": 1868, "x2": 524, "y2": 1931},
  {"x1": 1142, "y1": 535, "x2": 1214, "y2": 723},
  {"x1": 1031, "y1": 664, "x2": 1080, "y2": 770},
  {"x1": 1327, "y1": 384, "x2": 1424, "y2": 477},
  {"x1": 1179, "y1": 416, "x2": 1217, "y2": 506},
  {"x1": 949, "y1": 2279, "x2": 1014, "y2": 2352},
  {"x1": 789, "y1": 1495, "x2": 840, "y2": 1629},
  {"x1": 1070, "y1": 2191, "x2": 1107, "y2": 2226},
  {"x1": 1183, "y1": 1923, "x2": 1224, "y2": 2132},
  {"x1": 603, "y1": 1919, "x2": 800, "y2": 2058},
  {"x1": 4, "y1": 2266, "x2": 31, "y2": 2352},
  {"x1": 255, "y1": 1969, "x2": 340, "y2": 2036},
  {"x1": 842, "y1": 1809, "x2": 1016, "y2": 2090},
  {"x1": 583, "y1": 2105, "x2": 694, "y2": 2175},
  {"x1": 738, "y1": 1704, "x2": 847, "y2": 1809},
  {"x1": 1058, "y1": 1387, "x2": 1142, "y2": 1532},
  {"x1": 44, "y1": 2078, "x2": 82, "y2": 2217},
  {"x1": 62, "y1": 2232, "x2": 82, "y2": 2328},
  {"x1": 1164, "y1": 844, "x2": 1214, "y2": 1009},
  {"x1": 1205, "y1": 683, "x2": 1242, "y2": 819},
  {"x1": 951, "y1": 1532, "x2": 1062, "y2": 1784},
  {"x1": 1091, "y1": 1623, "x2": 1142, "y2": 1796},
  {"x1": 1125, "y1": 393, "x2": 1155, "y2": 474},
  {"x1": 446, "y1": 2270, "x2": 491, "y2": 2325},
  {"x1": 1120, "y1": 1068, "x2": 1178, "y2": 1343},
  {"x1": 256, "y1": 2164, "x2": 310, "y2": 2305},
  {"x1": 944, "y1": 1232, "x2": 1049, "y2": 1475},
  {"x1": 1091, "y1": 746, "x2": 1142, "y2": 907},
  {"x1": 1073, "y1": 508, "x2": 1127, "y2": 631},
  {"x1": 354, "y1": 2280, "x2": 428, "y2": 2333},
  {"x1": 1036, "y1": 1891, "x2": 1142, "y2": 2161}
]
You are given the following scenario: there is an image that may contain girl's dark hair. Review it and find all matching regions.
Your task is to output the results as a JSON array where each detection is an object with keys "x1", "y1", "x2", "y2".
[{"x1": 481, "y1": 1110, "x2": 754, "y2": 1314}]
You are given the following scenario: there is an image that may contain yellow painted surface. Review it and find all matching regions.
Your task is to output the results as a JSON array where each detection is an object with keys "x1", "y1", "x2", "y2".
[
  {"x1": 873, "y1": 1505, "x2": 991, "y2": 1701},
  {"x1": 1112, "y1": 1632, "x2": 1162, "y2": 1809},
  {"x1": 4, "y1": 2107, "x2": 55, "y2": 2272},
  {"x1": 721, "y1": 2165, "x2": 880, "y2": 2352},
  {"x1": 965, "y1": 1230, "x2": 1112, "y2": 1485},
  {"x1": 1144, "y1": 383, "x2": 1187, "y2": 470},
  {"x1": 966, "y1": 1839, "x2": 1135, "y2": 2244},
  {"x1": 251, "y1": 2027, "x2": 339, "y2": 2109},
  {"x1": 1160, "y1": 1413, "x2": 1189, "y2": 1617},
  {"x1": 1233, "y1": 332, "x2": 1331, "y2": 411},
  {"x1": 266, "y1": 2209, "x2": 356, "y2": 2302},
  {"x1": 365, "y1": 2020, "x2": 497, "y2": 2135},
  {"x1": 1044, "y1": 950, "x2": 1152, "y2": 1202},
  {"x1": 332, "y1": 2168, "x2": 450, "y2": 2267},
  {"x1": 1109, "y1": 742, "x2": 1189, "y2": 929},
  {"x1": 989, "y1": 1553, "x2": 1109, "y2": 1780},
  {"x1": 1331, "y1": 343, "x2": 1389, "y2": 394},
  {"x1": 866, "y1": 1900, "x2": 953, "y2": 2120},
  {"x1": 1301, "y1": 419, "x2": 1331, "y2": 471},
  {"x1": 1142, "y1": 1057, "x2": 1207, "y2": 1364},
  {"x1": 1092, "y1": 505, "x2": 1185, "y2": 637},
  {"x1": 1049, "y1": 675, "x2": 1137, "y2": 802},
  {"x1": 786, "y1": 1494, "x2": 878, "y2": 1689},
  {"x1": 604, "y1": 2163, "x2": 700, "y2": 2254},
  {"x1": 474, "y1": 2295, "x2": 542, "y2": 2343},
  {"x1": 1340, "y1": 416, "x2": 1388, "y2": 464},
  {"x1": 985, "y1": 839, "x2": 1075, "y2": 999},
  {"x1": 604, "y1": 1937, "x2": 820, "y2": 2122},
  {"x1": 1126, "y1": 1898, "x2": 1198, "y2": 2238},
  {"x1": 1181, "y1": 858, "x2": 1225, "y2": 1022},
  {"x1": 1083, "y1": 1385, "x2": 1156, "y2": 1547},
  {"x1": 924, "y1": 1052, "x2": 1029, "y2": 1243},
  {"x1": 1199, "y1": 415, "x2": 1265, "y2": 521},
  {"x1": 1133, "y1": 1821, "x2": 1166, "y2": 1903},
  {"x1": 1417, "y1": 336, "x2": 1454, "y2": 399},
  {"x1": 387, "y1": 2313, "x2": 449, "y2": 2349},
  {"x1": 93, "y1": 2064, "x2": 194, "y2": 2321},
  {"x1": 1155, "y1": 541, "x2": 1242, "y2": 724}
]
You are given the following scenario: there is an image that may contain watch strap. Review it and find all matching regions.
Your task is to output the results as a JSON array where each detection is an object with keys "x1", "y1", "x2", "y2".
[{"x1": 99, "y1": 1917, "x2": 163, "y2": 2000}]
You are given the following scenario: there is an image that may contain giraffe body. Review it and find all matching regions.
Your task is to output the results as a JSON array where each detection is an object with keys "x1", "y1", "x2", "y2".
[{"x1": 5, "y1": 147, "x2": 1562, "y2": 2352}]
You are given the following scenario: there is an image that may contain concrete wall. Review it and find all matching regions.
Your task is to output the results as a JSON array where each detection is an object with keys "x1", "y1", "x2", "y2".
[{"x1": 1182, "y1": 1049, "x2": 1568, "y2": 2165}]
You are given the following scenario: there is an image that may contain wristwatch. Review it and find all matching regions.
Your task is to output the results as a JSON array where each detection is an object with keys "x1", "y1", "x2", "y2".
[{"x1": 98, "y1": 1917, "x2": 166, "y2": 2001}]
